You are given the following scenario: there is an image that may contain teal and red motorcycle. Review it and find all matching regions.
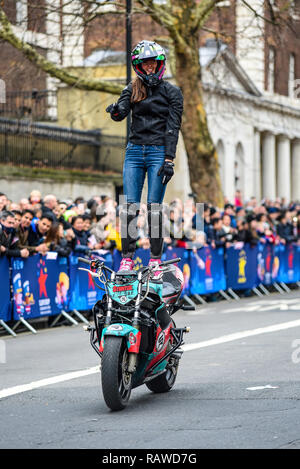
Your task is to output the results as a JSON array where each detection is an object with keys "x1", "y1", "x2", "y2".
[{"x1": 78, "y1": 256, "x2": 192, "y2": 411}]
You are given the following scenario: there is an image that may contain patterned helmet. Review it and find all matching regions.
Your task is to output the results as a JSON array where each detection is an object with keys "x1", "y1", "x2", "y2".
[{"x1": 131, "y1": 40, "x2": 166, "y2": 87}]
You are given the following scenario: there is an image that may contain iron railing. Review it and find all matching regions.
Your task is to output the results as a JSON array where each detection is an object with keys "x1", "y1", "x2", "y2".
[
  {"x1": 0, "y1": 117, "x2": 125, "y2": 172},
  {"x1": 0, "y1": 90, "x2": 57, "y2": 121}
]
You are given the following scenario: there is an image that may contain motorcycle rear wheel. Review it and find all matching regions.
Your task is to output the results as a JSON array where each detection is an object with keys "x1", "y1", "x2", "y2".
[
  {"x1": 101, "y1": 336, "x2": 132, "y2": 411},
  {"x1": 146, "y1": 356, "x2": 179, "y2": 393}
]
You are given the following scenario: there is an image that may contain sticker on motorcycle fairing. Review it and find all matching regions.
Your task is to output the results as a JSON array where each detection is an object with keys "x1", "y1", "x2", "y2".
[
  {"x1": 113, "y1": 285, "x2": 133, "y2": 293},
  {"x1": 107, "y1": 324, "x2": 123, "y2": 331},
  {"x1": 107, "y1": 282, "x2": 138, "y2": 305},
  {"x1": 119, "y1": 296, "x2": 128, "y2": 304},
  {"x1": 156, "y1": 331, "x2": 165, "y2": 352},
  {"x1": 129, "y1": 332, "x2": 136, "y2": 345}
]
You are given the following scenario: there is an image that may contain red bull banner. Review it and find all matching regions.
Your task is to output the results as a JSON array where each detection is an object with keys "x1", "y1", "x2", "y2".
[
  {"x1": 0, "y1": 256, "x2": 11, "y2": 321},
  {"x1": 11, "y1": 253, "x2": 69, "y2": 320},
  {"x1": 226, "y1": 243, "x2": 258, "y2": 290}
]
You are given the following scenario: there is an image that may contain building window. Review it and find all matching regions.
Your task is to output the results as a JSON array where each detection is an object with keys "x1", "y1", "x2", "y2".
[
  {"x1": 268, "y1": 47, "x2": 275, "y2": 93},
  {"x1": 16, "y1": 0, "x2": 28, "y2": 27},
  {"x1": 288, "y1": 54, "x2": 296, "y2": 98}
]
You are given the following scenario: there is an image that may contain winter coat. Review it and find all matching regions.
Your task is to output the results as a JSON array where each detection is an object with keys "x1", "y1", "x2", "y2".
[{"x1": 111, "y1": 80, "x2": 183, "y2": 159}]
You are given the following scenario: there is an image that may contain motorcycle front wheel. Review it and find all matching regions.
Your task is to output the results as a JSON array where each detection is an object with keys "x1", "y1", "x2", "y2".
[{"x1": 101, "y1": 336, "x2": 132, "y2": 411}]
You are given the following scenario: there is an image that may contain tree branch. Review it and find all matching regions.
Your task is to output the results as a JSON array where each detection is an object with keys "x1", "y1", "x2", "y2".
[
  {"x1": 0, "y1": 7, "x2": 123, "y2": 95},
  {"x1": 193, "y1": 0, "x2": 227, "y2": 30}
]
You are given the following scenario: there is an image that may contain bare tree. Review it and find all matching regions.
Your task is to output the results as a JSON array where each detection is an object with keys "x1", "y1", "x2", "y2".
[{"x1": 0, "y1": 0, "x2": 295, "y2": 204}]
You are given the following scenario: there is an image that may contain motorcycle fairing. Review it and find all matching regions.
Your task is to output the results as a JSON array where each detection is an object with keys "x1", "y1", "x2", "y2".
[
  {"x1": 145, "y1": 322, "x2": 172, "y2": 373},
  {"x1": 107, "y1": 281, "x2": 139, "y2": 305},
  {"x1": 99, "y1": 323, "x2": 141, "y2": 353}
]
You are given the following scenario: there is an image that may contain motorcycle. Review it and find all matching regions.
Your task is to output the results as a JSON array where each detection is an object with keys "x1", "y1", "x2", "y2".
[{"x1": 78, "y1": 256, "x2": 193, "y2": 411}]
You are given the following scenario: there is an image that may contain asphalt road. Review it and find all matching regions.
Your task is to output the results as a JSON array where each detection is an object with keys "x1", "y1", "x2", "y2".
[{"x1": 1, "y1": 290, "x2": 300, "y2": 449}]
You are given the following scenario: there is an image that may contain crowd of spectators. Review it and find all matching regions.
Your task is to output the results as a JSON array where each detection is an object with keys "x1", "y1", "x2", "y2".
[{"x1": 0, "y1": 189, "x2": 299, "y2": 260}]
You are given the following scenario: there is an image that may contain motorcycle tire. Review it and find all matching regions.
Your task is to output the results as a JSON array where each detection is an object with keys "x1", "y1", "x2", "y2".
[
  {"x1": 101, "y1": 336, "x2": 132, "y2": 411},
  {"x1": 146, "y1": 356, "x2": 179, "y2": 393}
]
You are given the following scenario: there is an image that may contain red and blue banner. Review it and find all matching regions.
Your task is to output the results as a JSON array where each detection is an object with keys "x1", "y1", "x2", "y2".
[
  {"x1": 2, "y1": 242, "x2": 300, "y2": 325},
  {"x1": 11, "y1": 253, "x2": 69, "y2": 320},
  {"x1": 112, "y1": 249, "x2": 151, "y2": 272},
  {"x1": 189, "y1": 246, "x2": 226, "y2": 295},
  {"x1": 256, "y1": 242, "x2": 277, "y2": 285},
  {"x1": 274, "y1": 243, "x2": 300, "y2": 284},
  {"x1": 0, "y1": 256, "x2": 11, "y2": 321},
  {"x1": 69, "y1": 251, "x2": 113, "y2": 311},
  {"x1": 226, "y1": 243, "x2": 258, "y2": 290},
  {"x1": 162, "y1": 247, "x2": 190, "y2": 296}
]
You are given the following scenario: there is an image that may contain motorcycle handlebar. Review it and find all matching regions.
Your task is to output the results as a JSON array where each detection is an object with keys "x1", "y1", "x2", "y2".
[
  {"x1": 161, "y1": 257, "x2": 181, "y2": 266},
  {"x1": 78, "y1": 257, "x2": 91, "y2": 265}
]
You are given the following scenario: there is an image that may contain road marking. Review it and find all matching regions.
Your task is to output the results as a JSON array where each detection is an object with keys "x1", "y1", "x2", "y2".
[
  {"x1": 182, "y1": 319, "x2": 300, "y2": 352},
  {"x1": 246, "y1": 385, "x2": 278, "y2": 391},
  {"x1": 0, "y1": 366, "x2": 100, "y2": 400},
  {"x1": 2, "y1": 318, "x2": 300, "y2": 400}
]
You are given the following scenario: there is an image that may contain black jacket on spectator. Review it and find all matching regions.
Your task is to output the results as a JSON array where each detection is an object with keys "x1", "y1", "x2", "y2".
[
  {"x1": 27, "y1": 224, "x2": 47, "y2": 246},
  {"x1": 236, "y1": 228, "x2": 259, "y2": 246},
  {"x1": 73, "y1": 228, "x2": 89, "y2": 246},
  {"x1": 206, "y1": 226, "x2": 227, "y2": 247},
  {"x1": 0, "y1": 228, "x2": 21, "y2": 257},
  {"x1": 48, "y1": 237, "x2": 76, "y2": 257},
  {"x1": 277, "y1": 222, "x2": 297, "y2": 243}
]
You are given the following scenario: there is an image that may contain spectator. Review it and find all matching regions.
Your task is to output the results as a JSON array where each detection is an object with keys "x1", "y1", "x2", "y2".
[
  {"x1": 236, "y1": 219, "x2": 259, "y2": 246},
  {"x1": 11, "y1": 210, "x2": 22, "y2": 230},
  {"x1": 0, "y1": 193, "x2": 8, "y2": 211},
  {"x1": 71, "y1": 215, "x2": 92, "y2": 253},
  {"x1": 221, "y1": 214, "x2": 237, "y2": 246},
  {"x1": 45, "y1": 222, "x2": 75, "y2": 257},
  {"x1": 17, "y1": 209, "x2": 34, "y2": 248},
  {"x1": 277, "y1": 211, "x2": 297, "y2": 244},
  {"x1": 0, "y1": 211, "x2": 29, "y2": 258},
  {"x1": 234, "y1": 190, "x2": 243, "y2": 207},
  {"x1": 207, "y1": 217, "x2": 227, "y2": 248},
  {"x1": 104, "y1": 214, "x2": 122, "y2": 252},
  {"x1": 42, "y1": 194, "x2": 58, "y2": 218},
  {"x1": 25, "y1": 213, "x2": 53, "y2": 255},
  {"x1": 19, "y1": 198, "x2": 31, "y2": 211},
  {"x1": 29, "y1": 190, "x2": 42, "y2": 206}
]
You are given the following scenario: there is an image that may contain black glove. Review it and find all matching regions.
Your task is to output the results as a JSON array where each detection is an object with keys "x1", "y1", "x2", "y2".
[
  {"x1": 106, "y1": 103, "x2": 119, "y2": 116},
  {"x1": 157, "y1": 160, "x2": 174, "y2": 185}
]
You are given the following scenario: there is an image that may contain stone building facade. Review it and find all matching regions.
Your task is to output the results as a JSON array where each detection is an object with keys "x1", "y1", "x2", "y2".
[{"x1": 0, "y1": 1, "x2": 300, "y2": 203}]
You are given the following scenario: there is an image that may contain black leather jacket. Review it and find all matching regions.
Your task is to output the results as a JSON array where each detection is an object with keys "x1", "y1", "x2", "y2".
[{"x1": 111, "y1": 80, "x2": 183, "y2": 159}]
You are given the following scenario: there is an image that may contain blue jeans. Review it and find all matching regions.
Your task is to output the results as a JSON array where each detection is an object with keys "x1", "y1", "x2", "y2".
[
  {"x1": 123, "y1": 143, "x2": 166, "y2": 204},
  {"x1": 121, "y1": 144, "x2": 166, "y2": 259}
]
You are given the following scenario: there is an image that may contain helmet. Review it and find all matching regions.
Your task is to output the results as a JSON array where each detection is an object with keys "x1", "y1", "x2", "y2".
[{"x1": 131, "y1": 40, "x2": 166, "y2": 87}]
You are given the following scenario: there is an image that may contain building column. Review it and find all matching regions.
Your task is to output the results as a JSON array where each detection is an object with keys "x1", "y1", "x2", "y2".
[
  {"x1": 261, "y1": 132, "x2": 276, "y2": 200},
  {"x1": 224, "y1": 141, "x2": 235, "y2": 203},
  {"x1": 253, "y1": 129, "x2": 261, "y2": 201},
  {"x1": 292, "y1": 139, "x2": 300, "y2": 201},
  {"x1": 277, "y1": 135, "x2": 291, "y2": 202}
]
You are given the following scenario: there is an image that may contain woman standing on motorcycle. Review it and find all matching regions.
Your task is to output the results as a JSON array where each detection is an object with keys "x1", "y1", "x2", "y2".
[{"x1": 106, "y1": 40, "x2": 184, "y2": 277}]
